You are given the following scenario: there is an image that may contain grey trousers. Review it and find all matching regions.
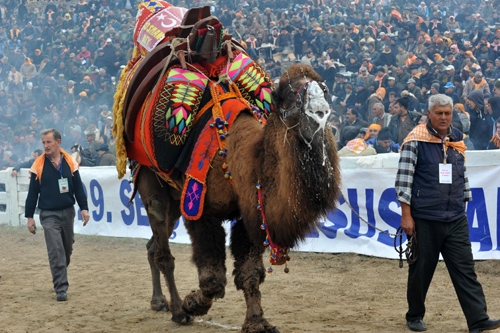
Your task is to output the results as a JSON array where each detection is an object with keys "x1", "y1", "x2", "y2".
[{"x1": 40, "y1": 207, "x2": 75, "y2": 293}]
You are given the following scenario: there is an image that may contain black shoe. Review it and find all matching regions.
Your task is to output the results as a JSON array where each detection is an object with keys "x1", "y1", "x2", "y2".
[
  {"x1": 469, "y1": 318, "x2": 500, "y2": 333},
  {"x1": 407, "y1": 319, "x2": 427, "y2": 332},
  {"x1": 56, "y1": 291, "x2": 67, "y2": 302}
]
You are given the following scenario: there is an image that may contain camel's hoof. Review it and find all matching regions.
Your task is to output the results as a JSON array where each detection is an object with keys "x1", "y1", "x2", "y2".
[
  {"x1": 242, "y1": 319, "x2": 280, "y2": 333},
  {"x1": 182, "y1": 291, "x2": 213, "y2": 316},
  {"x1": 171, "y1": 312, "x2": 194, "y2": 324},
  {"x1": 150, "y1": 295, "x2": 169, "y2": 312}
]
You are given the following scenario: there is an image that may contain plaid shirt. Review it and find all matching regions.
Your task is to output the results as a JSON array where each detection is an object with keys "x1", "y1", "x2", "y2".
[{"x1": 395, "y1": 140, "x2": 472, "y2": 205}]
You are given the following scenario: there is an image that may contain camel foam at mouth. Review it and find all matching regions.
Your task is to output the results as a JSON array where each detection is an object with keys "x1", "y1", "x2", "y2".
[{"x1": 304, "y1": 81, "x2": 330, "y2": 130}]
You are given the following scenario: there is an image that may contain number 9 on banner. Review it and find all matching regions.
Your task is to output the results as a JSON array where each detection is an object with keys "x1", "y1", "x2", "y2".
[{"x1": 89, "y1": 180, "x2": 105, "y2": 222}]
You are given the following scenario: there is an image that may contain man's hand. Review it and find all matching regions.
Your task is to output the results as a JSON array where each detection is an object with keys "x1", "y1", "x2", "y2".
[
  {"x1": 81, "y1": 210, "x2": 90, "y2": 226},
  {"x1": 11, "y1": 169, "x2": 17, "y2": 177},
  {"x1": 27, "y1": 218, "x2": 36, "y2": 234},
  {"x1": 400, "y1": 202, "x2": 415, "y2": 236}
]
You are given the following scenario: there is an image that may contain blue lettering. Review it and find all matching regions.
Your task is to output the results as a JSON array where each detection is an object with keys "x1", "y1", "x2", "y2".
[
  {"x1": 90, "y1": 180, "x2": 104, "y2": 222},
  {"x1": 120, "y1": 180, "x2": 135, "y2": 226},
  {"x1": 377, "y1": 188, "x2": 404, "y2": 246},
  {"x1": 343, "y1": 189, "x2": 376, "y2": 239},
  {"x1": 317, "y1": 195, "x2": 348, "y2": 239},
  {"x1": 467, "y1": 188, "x2": 492, "y2": 251}
]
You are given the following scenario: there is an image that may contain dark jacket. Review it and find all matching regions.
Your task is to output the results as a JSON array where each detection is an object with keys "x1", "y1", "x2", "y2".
[
  {"x1": 468, "y1": 90, "x2": 495, "y2": 150},
  {"x1": 410, "y1": 126, "x2": 466, "y2": 221},
  {"x1": 418, "y1": 72, "x2": 435, "y2": 89}
]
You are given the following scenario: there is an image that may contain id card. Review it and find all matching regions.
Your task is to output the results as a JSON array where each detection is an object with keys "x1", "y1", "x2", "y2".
[
  {"x1": 58, "y1": 178, "x2": 69, "y2": 193},
  {"x1": 439, "y1": 164, "x2": 452, "y2": 184}
]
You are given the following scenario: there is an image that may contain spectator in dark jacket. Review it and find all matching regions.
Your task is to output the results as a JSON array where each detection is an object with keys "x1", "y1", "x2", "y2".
[
  {"x1": 467, "y1": 90, "x2": 495, "y2": 150},
  {"x1": 377, "y1": 44, "x2": 397, "y2": 68},
  {"x1": 419, "y1": 65, "x2": 435, "y2": 88},
  {"x1": 96, "y1": 143, "x2": 115, "y2": 166}
]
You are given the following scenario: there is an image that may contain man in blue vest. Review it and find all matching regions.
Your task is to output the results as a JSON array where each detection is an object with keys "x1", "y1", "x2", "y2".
[{"x1": 395, "y1": 94, "x2": 500, "y2": 333}]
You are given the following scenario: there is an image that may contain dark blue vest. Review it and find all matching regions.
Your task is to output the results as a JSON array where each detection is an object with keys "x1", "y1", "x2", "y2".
[{"x1": 410, "y1": 126, "x2": 466, "y2": 222}]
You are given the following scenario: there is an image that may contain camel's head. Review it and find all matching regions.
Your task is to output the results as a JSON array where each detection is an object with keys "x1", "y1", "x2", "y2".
[{"x1": 273, "y1": 64, "x2": 330, "y2": 144}]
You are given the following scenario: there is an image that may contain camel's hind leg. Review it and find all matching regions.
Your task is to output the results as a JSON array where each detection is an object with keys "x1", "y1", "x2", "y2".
[
  {"x1": 182, "y1": 216, "x2": 227, "y2": 316},
  {"x1": 230, "y1": 219, "x2": 279, "y2": 333},
  {"x1": 137, "y1": 167, "x2": 192, "y2": 324}
]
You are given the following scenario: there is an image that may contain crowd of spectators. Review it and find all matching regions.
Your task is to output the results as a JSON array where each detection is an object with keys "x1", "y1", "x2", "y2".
[
  {"x1": 1, "y1": 0, "x2": 500, "y2": 171},
  {"x1": 209, "y1": 0, "x2": 500, "y2": 154},
  {"x1": 0, "y1": 0, "x2": 136, "y2": 169}
]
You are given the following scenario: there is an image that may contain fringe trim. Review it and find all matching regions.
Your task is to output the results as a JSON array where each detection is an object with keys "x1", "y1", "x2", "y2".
[{"x1": 112, "y1": 55, "x2": 141, "y2": 179}]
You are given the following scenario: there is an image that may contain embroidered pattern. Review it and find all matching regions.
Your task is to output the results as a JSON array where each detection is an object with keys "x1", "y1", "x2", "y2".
[
  {"x1": 184, "y1": 179, "x2": 202, "y2": 214},
  {"x1": 152, "y1": 67, "x2": 208, "y2": 145},
  {"x1": 220, "y1": 52, "x2": 274, "y2": 117}
]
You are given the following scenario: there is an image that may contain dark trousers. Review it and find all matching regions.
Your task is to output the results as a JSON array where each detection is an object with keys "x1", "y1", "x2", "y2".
[
  {"x1": 406, "y1": 215, "x2": 489, "y2": 327},
  {"x1": 40, "y1": 207, "x2": 75, "y2": 293}
]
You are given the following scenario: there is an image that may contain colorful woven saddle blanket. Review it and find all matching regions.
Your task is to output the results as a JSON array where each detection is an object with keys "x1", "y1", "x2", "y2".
[
  {"x1": 149, "y1": 65, "x2": 211, "y2": 174},
  {"x1": 131, "y1": 51, "x2": 273, "y2": 176}
]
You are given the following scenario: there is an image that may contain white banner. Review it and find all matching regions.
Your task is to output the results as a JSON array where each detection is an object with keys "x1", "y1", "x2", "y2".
[{"x1": 75, "y1": 163, "x2": 500, "y2": 260}]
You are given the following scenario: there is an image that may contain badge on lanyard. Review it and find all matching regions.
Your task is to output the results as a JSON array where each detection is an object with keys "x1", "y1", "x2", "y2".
[
  {"x1": 58, "y1": 178, "x2": 69, "y2": 193},
  {"x1": 439, "y1": 163, "x2": 452, "y2": 184},
  {"x1": 57, "y1": 155, "x2": 69, "y2": 193}
]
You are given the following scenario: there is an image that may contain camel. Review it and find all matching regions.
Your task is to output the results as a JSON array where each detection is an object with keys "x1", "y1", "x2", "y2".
[
  {"x1": 112, "y1": 4, "x2": 341, "y2": 332},
  {"x1": 131, "y1": 64, "x2": 341, "y2": 332}
]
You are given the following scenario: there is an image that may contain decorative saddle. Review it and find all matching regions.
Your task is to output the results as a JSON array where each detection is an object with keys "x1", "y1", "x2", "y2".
[{"x1": 113, "y1": 2, "x2": 275, "y2": 220}]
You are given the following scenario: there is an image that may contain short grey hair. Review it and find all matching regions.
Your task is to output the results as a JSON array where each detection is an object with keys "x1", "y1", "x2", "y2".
[
  {"x1": 428, "y1": 94, "x2": 453, "y2": 112},
  {"x1": 373, "y1": 102, "x2": 385, "y2": 112},
  {"x1": 41, "y1": 128, "x2": 62, "y2": 141}
]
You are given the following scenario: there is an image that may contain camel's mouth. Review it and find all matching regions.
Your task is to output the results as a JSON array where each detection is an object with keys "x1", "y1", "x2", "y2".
[
  {"x1": 304, "y1": 81, "x2": 330, "y2": 130},
  {"x1": 315, "y1": 111, "x2": 325, "y2": 119},
  {"x1": 305, "y1": 107, "x2": 329, "y2": 128}
]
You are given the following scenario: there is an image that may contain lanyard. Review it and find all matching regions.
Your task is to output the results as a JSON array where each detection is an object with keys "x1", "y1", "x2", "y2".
[
  {"x1": 49, "y1": 153, "x2": 63, "y2": 178},
  {"x1": 58, "y1": 156, "x2": 63, "y2": 178},
  {"x1": 442, "y1": 137, "x2": 449, "y2": 164}
]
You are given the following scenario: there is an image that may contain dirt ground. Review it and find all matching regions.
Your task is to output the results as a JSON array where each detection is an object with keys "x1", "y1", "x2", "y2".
[{"x1": 1, "y1": 225, "x2": 499, "y2": 333}]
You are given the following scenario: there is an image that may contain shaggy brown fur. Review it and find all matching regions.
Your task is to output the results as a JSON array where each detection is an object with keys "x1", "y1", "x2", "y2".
[{"x1": 137, "y1": 64, "x2": 341, "y2": 333}]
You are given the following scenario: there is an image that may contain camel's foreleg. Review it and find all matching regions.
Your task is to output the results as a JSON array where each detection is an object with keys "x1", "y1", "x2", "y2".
[
  {"x1": 182, "y1": 216, "x2": 227, "y2": 316},
  {"x1": 230, "y1": 219, "x2": 279, "y2": 333},
  {"x1": 146, "y1": 237, "x2": 168, "y2": 311}
]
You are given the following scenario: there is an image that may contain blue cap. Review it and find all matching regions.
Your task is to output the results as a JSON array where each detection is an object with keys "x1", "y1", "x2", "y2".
[
  {"x1": 444, "y1": 82, "x2": 454, "y2": 89},
  {"x1": 357, "y1": 81, "x2": 365, "y2": 86}
]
